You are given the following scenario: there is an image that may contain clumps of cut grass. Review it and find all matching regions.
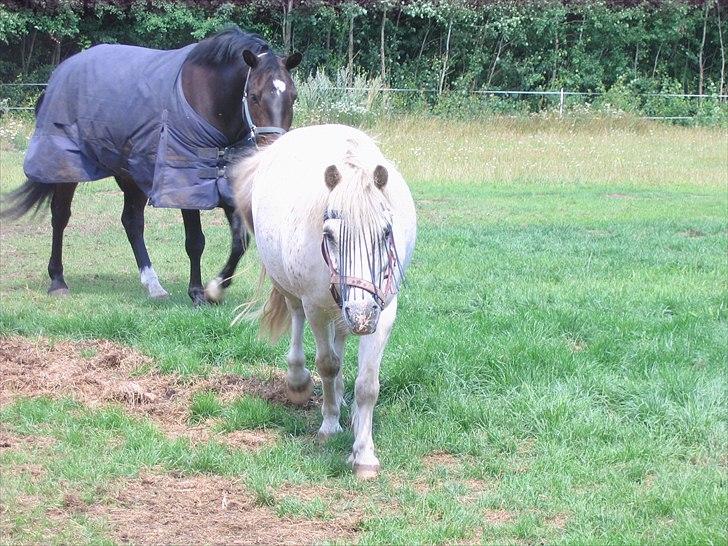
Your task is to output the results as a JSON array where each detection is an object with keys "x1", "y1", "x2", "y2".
[
  {"x1": 188, "y1": 391, "x2": 222, "y2": 423},
  {"x1": 221, "y1": 395, "x2": 306, "y2": 435}
]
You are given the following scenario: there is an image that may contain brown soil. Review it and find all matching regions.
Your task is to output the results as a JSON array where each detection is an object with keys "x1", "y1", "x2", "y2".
[
  {"x1": 483, "y1": 508, "x2": 515, "y2": 524},
  {"x1": 0, "y1": 426, "x2": 56, "y2": 451},
  {"x1": 422, "y1": 451, "x2": 461, "y2": 470},
  {"x1": 0, "y1": 336, "x2": 304, "y2": 450},
  {"x1": 680, "y1": 228, "x2": 705, "y2": 238},
  {"x1": 87, "y1": 473, "x2": 361, "y2": 545}
]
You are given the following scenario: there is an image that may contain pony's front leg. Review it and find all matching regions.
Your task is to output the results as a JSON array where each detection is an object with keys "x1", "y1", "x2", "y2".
[
  {"x1": 350, "y1": 297, "x2": 398, "y2": 480},
  {"x1": 307, "y1": 309, "x2": 344, "y2": 440},
  {"x1": 284, "y1": 297, "x2": 314, "y2": 406}
]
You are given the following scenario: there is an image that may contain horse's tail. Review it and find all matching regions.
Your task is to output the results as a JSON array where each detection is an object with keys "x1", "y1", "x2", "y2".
[
  {"x1": 231, "y1": 266, "x2": 291, "y2": 343},
  {"x1": 0, "y1": 180, "x2": 55, "y2": 220}
]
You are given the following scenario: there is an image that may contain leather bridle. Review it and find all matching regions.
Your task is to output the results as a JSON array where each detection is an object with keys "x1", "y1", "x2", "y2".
[{"x1": 320, "y1": 219, "x2": 399, "y2": 309}]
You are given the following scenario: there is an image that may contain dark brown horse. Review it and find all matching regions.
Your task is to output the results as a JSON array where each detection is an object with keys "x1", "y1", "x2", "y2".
[{"x1": 1, "y1": 27, "x2": 301, "y2": 304}]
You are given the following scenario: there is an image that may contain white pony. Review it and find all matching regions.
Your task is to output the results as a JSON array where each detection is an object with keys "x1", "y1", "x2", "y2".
[{"x1": 231, "y1": 124, "x2": 416, "y2": 479}]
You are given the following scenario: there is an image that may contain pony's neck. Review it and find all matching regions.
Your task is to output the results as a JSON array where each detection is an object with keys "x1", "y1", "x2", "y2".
[{"x1": 181, "y1": 61, "x2": 247, "y2": 143}]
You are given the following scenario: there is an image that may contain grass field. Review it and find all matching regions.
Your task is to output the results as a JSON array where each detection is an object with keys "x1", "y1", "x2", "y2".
[{"x1": 1, "y1": 116, "x2": 727, "y2": 544}]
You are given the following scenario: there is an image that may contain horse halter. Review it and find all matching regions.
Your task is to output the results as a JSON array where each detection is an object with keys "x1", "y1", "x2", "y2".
[
  {"x1": 320, "y1": 214, "x2": 400, "y2": 309},
  {"x1": 241, "y1": 65, "x2": 287, "y2": 147}
]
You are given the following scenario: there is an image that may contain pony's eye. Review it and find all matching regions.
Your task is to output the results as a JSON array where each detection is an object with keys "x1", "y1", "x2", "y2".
[
  {"x1": 250, "y1": 94, "x2": 259, "y2": 104},
  {"x1": 324, "y1": 229, "x2": 335, "y2": 242}
]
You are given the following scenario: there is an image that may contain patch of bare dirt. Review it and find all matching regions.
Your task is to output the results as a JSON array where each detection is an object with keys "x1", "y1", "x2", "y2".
[
  {"x1": 0, "y1": 336, "x2": 298, "y2": 450},
  {"x1": 422, "y1": 451, "x2": 461, "y2": 470},
  {"x1": 88, "y1": 474, "x2": 361, "y2": 545},
  {"x1": 545, "y1": 513, "x2": 568, "y2": 530},
  {"x1": 0, "y1": 427, "x2": 56, "y2": 451},
  {"x1": 483, "y1": 508, "x2": 515, "y2": 524},
  {"x1": 679, "y1": 228, "x2": 705, "y2": 238}
]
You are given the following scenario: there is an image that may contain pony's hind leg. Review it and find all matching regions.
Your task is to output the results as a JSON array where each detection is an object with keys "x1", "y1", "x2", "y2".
[
  {"x1": 307, "y1": 306, "x2": 344, "y2": 441},
  {"x1": 47, "y1": 183, "x2": 77, "y2": 295},
  {"x1": 204, "y1": 203, "x2": 249, "y2": 303},
  {"x1": 181, "y1": 209, "x2": 206, "y2": 305},
  {"x1": 350, "y1": 296, "x2": 398, "y2": 479},
  {"x1": 284, "y1": 296, "x2": 314, "y2": 406},
  {"x1": 116, "y1": 177, "x2": 168, "y2": 299}
]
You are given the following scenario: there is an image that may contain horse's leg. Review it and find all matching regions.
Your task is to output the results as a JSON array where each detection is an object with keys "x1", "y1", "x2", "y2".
[
  {"x1": 116, "y1": 177, "x2": 168, "y2": 299},
  {"x1": 284, "y1": 296, "x2": 314, "y2": 406},
  {"x1": 307, "y1": 307, "x2": 344, "y2": 440},
  {"x1": 350, "y1": 296, "x2": 398, "y2": 480},
  {"x1": 181, "y1": 209, "x2": 206, "y2": 305},
  {"x1": 204, "y1": 203, "x2": 249, "y2": 303},
  {"x1": 47, "y1": 183, "x2": 77, "y2": 295}
]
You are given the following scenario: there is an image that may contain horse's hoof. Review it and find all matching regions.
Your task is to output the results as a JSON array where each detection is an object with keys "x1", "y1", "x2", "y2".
[
  {"x1": 204, "y1": 276, "x2": 224, "y2": 304},
  {"x1": 48, "y1": 287, "x2": 69, "y2": 297},
  {"x1": 353, "y1": 463, "x2": 380, "y2": 480},
  {"x1": 149, "y1": 288, "x2": 169, "y2": 299},
  {"x1": 285, "y1": 377, "x2": 314, "y2": 407},
  {"x1": 189, "y1": 291, "x2": 208, "y2": 306}
]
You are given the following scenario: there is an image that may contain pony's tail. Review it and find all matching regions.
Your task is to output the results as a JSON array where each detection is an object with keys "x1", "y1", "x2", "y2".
[
  {"x1": 259, "y1": 284, "x2": 291, "y2": 343},
  {"x1": 232, "y1": 266, "x2": 291, "y2": 344},
  {"x1": 0, "y1": 180, "x2": 55, "y2": 220}
]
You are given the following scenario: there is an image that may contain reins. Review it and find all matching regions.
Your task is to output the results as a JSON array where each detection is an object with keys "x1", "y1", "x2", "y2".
[{"x1": 320, "y1": 222, "x2": 399, "y2": 309}]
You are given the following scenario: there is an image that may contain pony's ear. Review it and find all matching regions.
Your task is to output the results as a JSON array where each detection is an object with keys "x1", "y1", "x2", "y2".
[
  {"x1": 325, "y1": 165, "x2": 341, "y2": 190},
  {"x1": 243, "y1": 50, "x2": 259, "y2": 69},
  {"x1": 284, "y1": 52, "x2": 302, "y2": 70},
  {"x1": 373, "y1": 165, "x2": 388, "y2": 189}
]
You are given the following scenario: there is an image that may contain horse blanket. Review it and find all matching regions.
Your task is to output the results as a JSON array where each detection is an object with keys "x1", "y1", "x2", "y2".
[{"x1": 24, "y1": 43, "x2": 238, "y2": 209}]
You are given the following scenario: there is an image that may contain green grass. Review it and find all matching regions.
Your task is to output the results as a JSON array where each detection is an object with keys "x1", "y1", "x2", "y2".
[{"x1": 1, "y1": 116, "x2": 727, "y2": 544}]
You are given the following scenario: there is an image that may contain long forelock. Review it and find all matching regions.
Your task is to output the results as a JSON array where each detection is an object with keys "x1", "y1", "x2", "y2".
[{"x1": 326, "y1": 158, "x2": 392, "y2": 234}]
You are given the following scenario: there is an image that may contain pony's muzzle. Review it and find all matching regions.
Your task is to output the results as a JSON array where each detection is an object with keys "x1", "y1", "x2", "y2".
[{"x1": 343, "y1": 301, "x2": 381, "y2": 336}]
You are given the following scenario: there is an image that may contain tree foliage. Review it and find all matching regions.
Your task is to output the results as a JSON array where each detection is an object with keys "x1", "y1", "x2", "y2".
[{"x1": 0, "y1": 0, "x2": 726, "y2": 100}]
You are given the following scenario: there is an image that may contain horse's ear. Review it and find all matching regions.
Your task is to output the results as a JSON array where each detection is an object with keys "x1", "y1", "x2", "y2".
[
  {"x1": 284, "y1": 52, "x2": 302, "y2": 71},
  {"x1": 243, "y1": 50, "x2": 259, "y2": 69},
  {"x1": 373, "y1": 165, "x2": 388, "y2": 189},
  {"x1": 325, "y1": 165, "x2": 341, "y2": 190}
]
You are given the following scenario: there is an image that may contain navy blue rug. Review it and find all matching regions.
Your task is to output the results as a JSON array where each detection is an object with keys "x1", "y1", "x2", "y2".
[{"x1": 24, "y1": 43, "x2": 236, "y2": 209}]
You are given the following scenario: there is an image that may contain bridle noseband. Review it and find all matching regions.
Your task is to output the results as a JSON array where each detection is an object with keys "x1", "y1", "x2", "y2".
[
  {"x1": 320, "y1": 217, "x2": 399, "y2": 309},
  {"x1": 241, "y1": 65, "x2": 287, "y2": 147}
]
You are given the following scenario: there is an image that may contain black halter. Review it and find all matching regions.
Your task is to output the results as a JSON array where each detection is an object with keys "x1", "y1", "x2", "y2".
[{"x1": 241, "y1": 65, "x2": 287, "y2": 147}]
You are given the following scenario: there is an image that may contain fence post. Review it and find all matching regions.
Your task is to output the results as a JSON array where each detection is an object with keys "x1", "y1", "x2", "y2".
[{"x1": 559, "y1": 88, "x2": 564, "y2": 117}]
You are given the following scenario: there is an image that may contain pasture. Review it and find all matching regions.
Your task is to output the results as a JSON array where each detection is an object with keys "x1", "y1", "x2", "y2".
[{"x1": 1, "y1": 116, "x2": 726, "y2": 544}]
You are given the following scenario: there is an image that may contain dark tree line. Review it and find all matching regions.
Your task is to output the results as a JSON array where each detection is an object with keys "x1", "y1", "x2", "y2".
[{"x1": 0, "y1": 1, "x2": 726, "y2": 101}]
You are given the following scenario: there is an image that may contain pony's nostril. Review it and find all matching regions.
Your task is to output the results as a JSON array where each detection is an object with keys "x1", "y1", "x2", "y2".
[{"x1": 344, "y1": 306, "x2": 353, "y2": 322}]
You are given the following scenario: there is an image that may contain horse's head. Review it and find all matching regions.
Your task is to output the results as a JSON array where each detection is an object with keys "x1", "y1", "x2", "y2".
[
  {"x1": 321, "y1": 163, "x2": 400, "y2": 336},
  {"x1": 242, "y1": 49, "x2": 301, "y2": 145}
]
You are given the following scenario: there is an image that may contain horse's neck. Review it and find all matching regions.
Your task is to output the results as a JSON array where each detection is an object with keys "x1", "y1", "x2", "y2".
[{"x1": 181, "y1": 62, "x2": 246, "y2": 143}]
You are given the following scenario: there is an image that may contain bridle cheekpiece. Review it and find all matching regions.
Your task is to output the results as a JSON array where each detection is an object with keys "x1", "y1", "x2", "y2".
[
  {"x1": 320, "y1": 212, "x2": 400, "y2": 309},
  {"x1": 241, "y1": 65, "x2": 287, "y2": 147}
]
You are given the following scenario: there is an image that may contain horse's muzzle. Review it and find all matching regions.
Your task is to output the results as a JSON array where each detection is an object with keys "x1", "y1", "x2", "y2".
[{"x1": 343, "y1": 301, "x2": 381, "y2": 336}]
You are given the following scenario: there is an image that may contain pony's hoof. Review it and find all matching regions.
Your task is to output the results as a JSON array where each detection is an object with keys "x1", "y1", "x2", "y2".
[
  {"x1": 204, "y1": 276, "x2": 225, "y2": 304},
  {"x1": 353, "y1": 463, "x2": 380, "y2": 480},
  {"x1": 285, "y1": 377, "x2": 314, "y2": 407},
  {"x1": 317, "y1": 424, "x2": 343, "y2": 443},
  {"x1": 48, "y1": 287, "x2": 69, "y2": 297}
]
